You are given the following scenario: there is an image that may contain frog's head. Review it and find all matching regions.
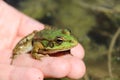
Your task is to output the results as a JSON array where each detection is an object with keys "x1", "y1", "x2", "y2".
[{"x1": 34, "y1": 28, "x2": 78, "y2": 53}]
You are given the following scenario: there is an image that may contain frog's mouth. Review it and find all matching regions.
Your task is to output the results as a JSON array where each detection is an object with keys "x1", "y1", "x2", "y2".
[
  {"x1": 38, "y1": 49, "x2": 71, "y2": 57},
  {"x1": 37, "y1": 44, "x2": 77, "y2": 56},
  {"x1": 49, "y1": 50, "x2": 71, "y2": 57}
]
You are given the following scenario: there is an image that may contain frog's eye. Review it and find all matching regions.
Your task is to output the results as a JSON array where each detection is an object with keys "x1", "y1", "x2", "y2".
[{"x1": 55, "y1": 36, "x2": 64, "y2": 45}]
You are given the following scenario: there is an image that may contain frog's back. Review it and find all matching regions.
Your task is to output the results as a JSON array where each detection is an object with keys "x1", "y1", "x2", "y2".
[{"x1": 34, "y1": 28, "x2": 70, "y2": 40}]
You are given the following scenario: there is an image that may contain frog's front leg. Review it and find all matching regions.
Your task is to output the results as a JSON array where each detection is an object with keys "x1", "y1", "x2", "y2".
[
  {"x1": 31, "y1": 52, "x2": 48, "y2": 60},
  {"x1": 31, "y1": 42, "x2": 49, "y2": 60}
]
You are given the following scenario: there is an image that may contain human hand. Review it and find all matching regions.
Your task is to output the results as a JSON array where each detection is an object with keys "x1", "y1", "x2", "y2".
[{"x1": 0, "y1": 1, "x2": 86, "y2": 80}]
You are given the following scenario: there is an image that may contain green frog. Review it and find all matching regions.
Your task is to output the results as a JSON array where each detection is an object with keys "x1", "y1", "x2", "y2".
[{"x1": 11, "y1": 26, "x2": 78, "y2": 61}]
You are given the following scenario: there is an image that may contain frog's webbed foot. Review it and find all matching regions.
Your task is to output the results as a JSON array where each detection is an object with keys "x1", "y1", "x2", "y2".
[{"x1": 31, "y1": 52, "x2": 49, "y2": 60}]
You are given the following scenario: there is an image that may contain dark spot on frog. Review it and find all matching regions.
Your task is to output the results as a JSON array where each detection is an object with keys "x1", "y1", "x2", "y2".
[{"x1": 47, "y1": 41, "x2": 54, "y2": 48}]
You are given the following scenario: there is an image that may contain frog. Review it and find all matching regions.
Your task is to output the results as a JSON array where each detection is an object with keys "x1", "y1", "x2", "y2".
[{"x1": 11, "y1": 26, "x2": 78, "y2": 62}]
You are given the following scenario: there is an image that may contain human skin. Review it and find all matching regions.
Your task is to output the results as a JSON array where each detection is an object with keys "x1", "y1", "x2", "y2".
[{"x1": 0, "y1": 1, "x2": 86, "y2": 80}]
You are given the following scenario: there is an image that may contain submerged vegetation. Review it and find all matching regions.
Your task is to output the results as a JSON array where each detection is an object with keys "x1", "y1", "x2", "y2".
[{"x1": 6, "y1": 0, "x2": 120, "y2": 80}]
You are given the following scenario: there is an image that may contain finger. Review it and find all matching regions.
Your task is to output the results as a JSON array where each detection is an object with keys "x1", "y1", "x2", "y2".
[
  {"x1": 0, "y1": 64, "x2": 43, "y2": 80},
  {"x1": 0, "y1": 50, "x2": 12, "y2": 64},
  {"x1": 66, "y1": 57, "x2": 86, "y2": 79},
  {"x1": 17, "y1": 14, "x2": 44, "y2": 36},
  {"x1": 1, "y1": 1, "x2": 44, "y2": 37},
  {"x1": 12, "y1": 54, "x2": 70, "y2": 78},
  {"x1": 0, "y1": 1, "x2": 21, "y2": 50},
  {"x1": 71, "y1": 44, "x2": 85, "y2": 59},
  {"x1": 60, "y1": 55, "x2": 86, "y2": 79},
  {"x1": 11, "y1": 67, "x2": 43, "y2": 80},
  {"x1": 33, "y1": 57, "x2": 70, "y2": 78},
  {"x1": 0, "y1": 1, "x2": 44, "y2": 50}
]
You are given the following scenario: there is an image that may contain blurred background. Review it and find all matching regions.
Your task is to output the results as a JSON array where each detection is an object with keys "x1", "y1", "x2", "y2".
[{"x1": 4, "y1": 0, "x2": 120, "y2": 80}]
